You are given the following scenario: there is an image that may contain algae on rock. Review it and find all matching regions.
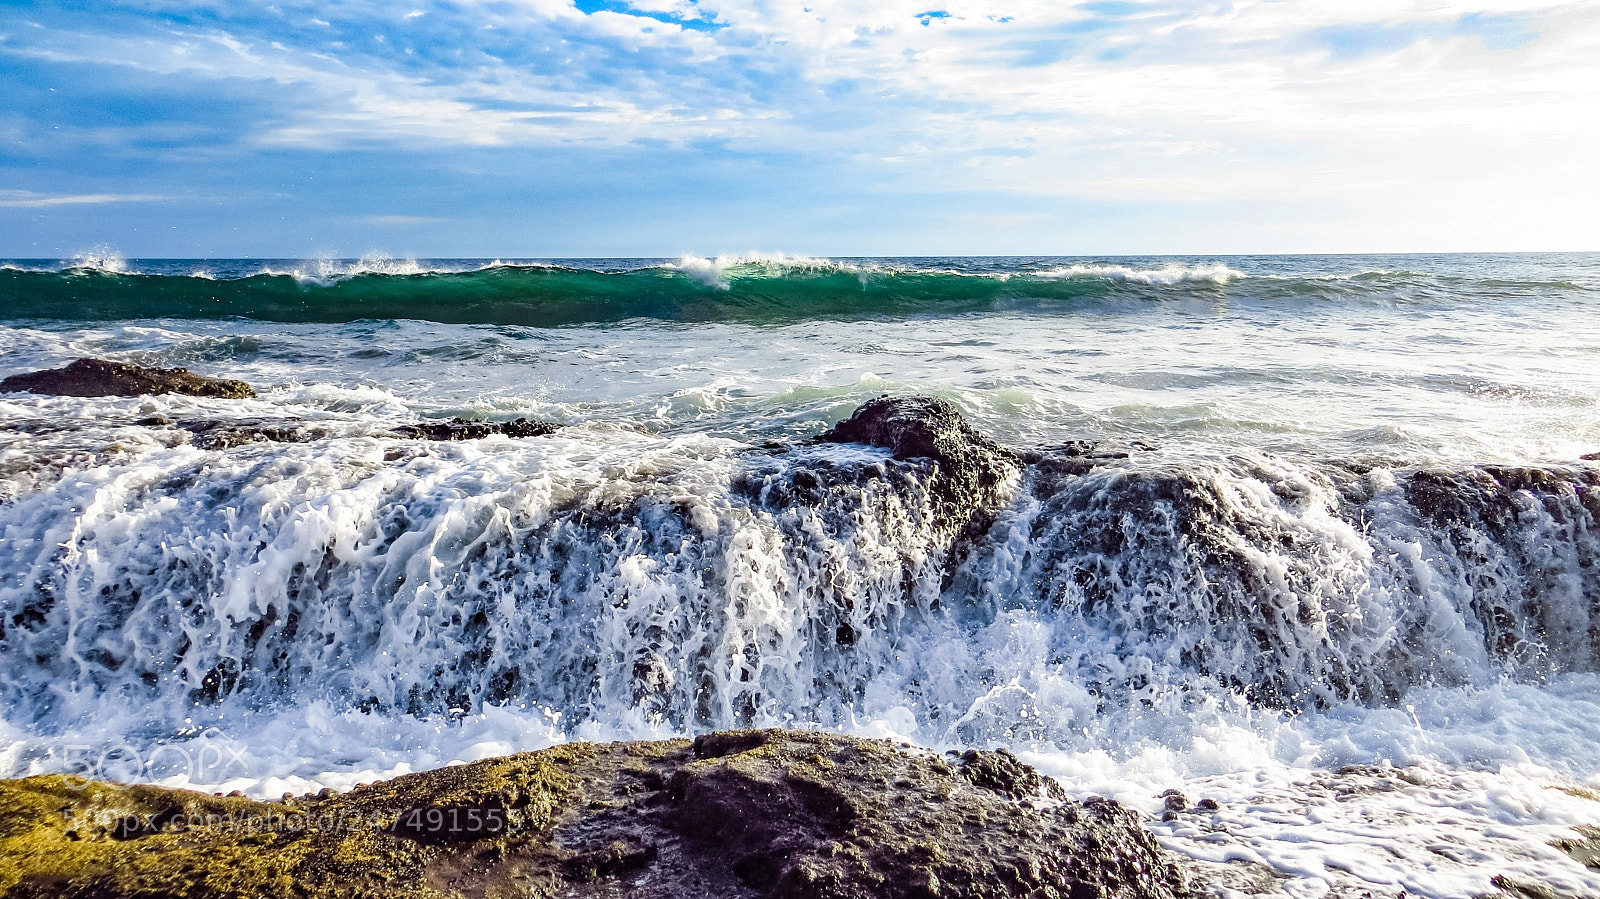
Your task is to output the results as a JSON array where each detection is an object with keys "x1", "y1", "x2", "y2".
[{"x1": 0, "y1": 731, "x2": 1191, "y2": 899}]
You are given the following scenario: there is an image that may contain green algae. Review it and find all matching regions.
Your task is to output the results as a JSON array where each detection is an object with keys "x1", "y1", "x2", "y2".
[
  {"x1": 0, "y1": 733, "x2": 1189, "y2": 899},
  {"x1": 0, "y1": 743, "x2": 594, "y2": 899}
]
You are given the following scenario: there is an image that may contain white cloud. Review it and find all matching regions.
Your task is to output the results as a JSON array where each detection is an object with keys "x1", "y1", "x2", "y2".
[{"x1": 0, "y1": 190, "x2": 167, "y2": 207}]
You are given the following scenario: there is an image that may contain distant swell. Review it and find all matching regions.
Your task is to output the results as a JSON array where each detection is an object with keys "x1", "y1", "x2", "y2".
[{"x1": 0, "y1": 260, "x2": 1579, "y2": 326}]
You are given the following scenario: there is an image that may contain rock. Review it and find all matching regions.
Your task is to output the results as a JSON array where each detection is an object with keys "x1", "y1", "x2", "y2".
[
  {"x1": 391, "y1": 417, "x2": 562, "y2": 441},
  {"x1": 1022, "y1": 443, "x2": 1133, "y2": 484},
  {"x1": 957, "y1": 747, "x2": 1063, "y2": 801},
  {"x1": 1404, "y1": 466, "x2": 1600, "y2": 532},
  {"x1": 1488, "y1": 873, "x2": 1587, "y2": 899},
  {"x1": 1402, "y1": 466, "x2": 1600, "y2": 666},
  {"x1": 177, "y1": 419, "x2": 334, "y2": 449},
  {"x1": 1553, "y1": 823, "x2": 1600, "y2": 870},
  {"x1": 821, "y1": 395, "x2": 1022, "y2": 538},
  {"x1": 0, "y1": 729, "x2": 1192, "y2": 899},
  {"x1": 0, "y1": 358, "x2": 256, "y2": 398},
  {"x1": 1161, "y1": 789, "x2": 1187, "y2": 813}
]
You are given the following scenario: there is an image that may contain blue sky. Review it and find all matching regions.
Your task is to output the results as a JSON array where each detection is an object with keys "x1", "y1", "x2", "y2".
[{"x1": 1, "y1": 0, "x2": 1596, "y2": 256}]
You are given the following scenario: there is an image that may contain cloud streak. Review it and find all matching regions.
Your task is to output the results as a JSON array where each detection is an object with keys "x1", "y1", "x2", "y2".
[{"x1": 0, "y1": 190, "x2": 167, "y2": 208}]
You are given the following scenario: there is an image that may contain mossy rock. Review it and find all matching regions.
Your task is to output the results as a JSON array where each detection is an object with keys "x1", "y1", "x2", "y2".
[
  {"x1": 0, "y1": 731, "x2": 1191, "y2": 899},
  {"x1": 0, "y1": 744, "x2": 590, "y2": 899}
]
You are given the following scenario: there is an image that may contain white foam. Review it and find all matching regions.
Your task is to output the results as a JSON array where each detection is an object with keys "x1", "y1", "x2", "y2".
[
  {"x1": 63, "y1": 245, "x2": 134, "y2": 275},
  {"x1": 665, "y1": 252, "x2": 864, "y2": 288},
  {"x1": 1037, "y1": 262, "x2": 1244, "y2": 285},
  {"x1": 249, "y1": 254, "x2": 551, "y2": 286}
]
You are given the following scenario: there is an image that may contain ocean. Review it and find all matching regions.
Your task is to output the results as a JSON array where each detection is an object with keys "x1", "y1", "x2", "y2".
[{"x1": 2, "y1": 252, "x2": 1598, "y2": 897}]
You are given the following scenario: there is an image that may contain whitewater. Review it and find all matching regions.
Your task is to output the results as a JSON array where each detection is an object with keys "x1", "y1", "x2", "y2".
[{"x1": 2, "y1": 252, "x2": 1599, "y2": 898}]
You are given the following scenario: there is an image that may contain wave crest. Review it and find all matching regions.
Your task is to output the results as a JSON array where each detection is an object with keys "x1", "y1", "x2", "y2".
[{"x1": 1037, "y1": 262, "x2": 1243, "y2": 285}]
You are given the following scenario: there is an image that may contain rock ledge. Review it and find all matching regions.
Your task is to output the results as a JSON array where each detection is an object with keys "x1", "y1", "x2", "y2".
[
  {"x1": 0, "y1": 358, "x2": 255, "y2": 399},
  {"x1": 0, "y1": 729, "x2": 1190, "y2": 899}
]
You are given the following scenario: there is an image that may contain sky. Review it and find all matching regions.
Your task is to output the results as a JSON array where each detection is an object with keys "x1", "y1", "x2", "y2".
[{"x1": 1, "y1": 0, "x2": 1597, "y2": 257}]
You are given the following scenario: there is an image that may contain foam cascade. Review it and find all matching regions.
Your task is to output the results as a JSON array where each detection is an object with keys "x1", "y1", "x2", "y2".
[{"x1": 2, "y1": 401, "x2": 1595, "y2": 748}]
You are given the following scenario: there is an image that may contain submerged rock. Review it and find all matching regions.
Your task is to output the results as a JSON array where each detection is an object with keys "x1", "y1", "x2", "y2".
[
  {"x1": 0, "y1": 358, "x2": 256, "y2": 398},
  {"x1": 175, "y1": 418, "x2": 336, "y2": 449},
  {"x1": 0, "y1": 730, "x2": 1191, "y2": 899},
  {"x1": 391, "y1": 417, "x2": 562, "y2": 440}
]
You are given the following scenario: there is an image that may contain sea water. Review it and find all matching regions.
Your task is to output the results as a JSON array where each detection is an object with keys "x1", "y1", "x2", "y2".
[{"x1": 2, "y1": 253, "x2": 1598, "y2": 897}]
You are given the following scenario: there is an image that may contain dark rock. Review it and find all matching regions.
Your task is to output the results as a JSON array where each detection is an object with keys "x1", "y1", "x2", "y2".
[
  {"x1": 1583, "y1": 452, "x2": 1600, "y2": 461},
  {"x1": 1404, "y1": 466, "x2": 1600, "y2": 532},
  {"x1": 693, "y1": 731, "x2": 776, "y2": 759},
  {"x1": 0, "y1": 358, "x2": 255, "y2": 398},
  {"x1": 1489, "y1": 873, "x2": 1586, "y2": 899},
  {"x1": 0, "y1": 730, "x2": 1193, "y2": 899},
  {"x1": 1402, "y1": 465, "x2": 1600, "y2": 668},
  {"x1": 1021, "y1": 443, "x2": 1139, "y2": 492},
  {"x1": 1161, "y1": 790, "x2": 1187, "y2": 813},
  {"x1": 959, "y1": 747, "x2": 1064, "y2": 801},
  {"x1": 391, "y1": 417, "x2": 562, "y2": 441},
  {"x1": 820, "y1": 395, "x2": 1022, "y2": 538},
  {"x1": 176, "y1": 419, "x2": 334, "y2": 449},
  {"x1": 991, "y1": 463, "x2": 1390, "y2": 709}
]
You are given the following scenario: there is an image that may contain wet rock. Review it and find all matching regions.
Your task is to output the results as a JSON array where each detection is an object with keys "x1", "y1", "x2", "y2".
[
  {"x1": 1402, "y1": 466, "x2": 1600, "y2": 668},
  {"x1": 1404, "y1": 466, "x2": 1600, "y2": 533},
  {"x1": 1553, "y1": 823, "x2": 1600, "y2": 870},
  {"x1": 391, "y1": 417, "x2": 562, "y2": 441},
  {"x1": 821, "y1": 395, "x2": 1022, "y2": 538},
  {"x1": 1161, "y1": 790, "x2": 1187, "y2": 814},
  {"x1": 177, "y1": 419, "x2": 334, "y2": 449},
  {"x1": 1488, "y1": 873, "x2": 1587, "y2": 899},
  {"x1": 958, "y1": 747, "x2": 1064, "y2": 801},
  {"x1": 0, "y1": 358, "x2": 255, "y2": 398},
  {"x1": 996, "y1": 462, "x2": 1389, "y2": 709},
  {"x1": 1020, "y1": 442, "x2": 1147, "y2": 486},
  {"x1": 0, "y1": 729, "x2": 1193, "y2": 899}
]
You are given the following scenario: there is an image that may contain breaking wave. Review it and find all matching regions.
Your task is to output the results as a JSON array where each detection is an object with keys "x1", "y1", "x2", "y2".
[{"x1": 2, "y1": 255, "x2": 1589, "y2": 326}]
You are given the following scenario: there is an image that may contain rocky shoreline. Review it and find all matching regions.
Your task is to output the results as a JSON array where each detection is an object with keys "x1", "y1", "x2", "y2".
[{"x1": 0, "y1": 729, "x2": 1191, "y2": 899}]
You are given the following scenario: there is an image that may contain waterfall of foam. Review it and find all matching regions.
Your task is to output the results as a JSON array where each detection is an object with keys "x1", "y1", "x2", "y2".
[{"x1": 2, "y1": 415, "x2": 1595, "y2": 748}]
